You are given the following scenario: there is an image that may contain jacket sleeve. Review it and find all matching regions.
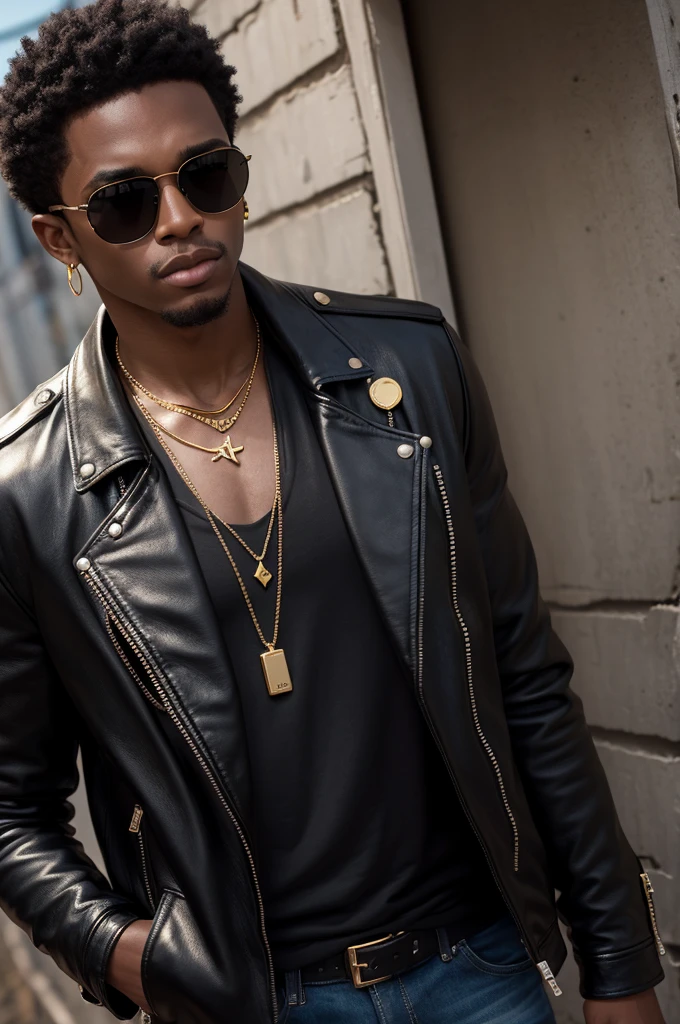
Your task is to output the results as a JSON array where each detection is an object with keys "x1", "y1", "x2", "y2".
[
  {"x1": 449, "y1": 327, "x2": 664, "y2": 1000},
  {"x1": 0, "y1": 568, "x2": 140, "y2": 1018}
]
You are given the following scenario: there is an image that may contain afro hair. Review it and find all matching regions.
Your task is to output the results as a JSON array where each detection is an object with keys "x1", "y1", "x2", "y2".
[{"x1": 0, "y1": 0, "x2": 241, "y2": 213}]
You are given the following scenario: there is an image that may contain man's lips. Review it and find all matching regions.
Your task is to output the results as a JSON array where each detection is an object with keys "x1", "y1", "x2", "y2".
[
  {"x1": 156, "y1": 246, "x2": 223, "y2": 288},
  {"x1": 160, "y1": 257, "x2": 220, "y2": 288}
]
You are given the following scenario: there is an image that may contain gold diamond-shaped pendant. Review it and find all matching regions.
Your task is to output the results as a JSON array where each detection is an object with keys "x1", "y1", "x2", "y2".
[{"x1": 254, "y1": 561, "x2": 272, "y2": 588}]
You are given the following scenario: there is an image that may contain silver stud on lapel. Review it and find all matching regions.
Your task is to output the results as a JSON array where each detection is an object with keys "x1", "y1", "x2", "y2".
[
  {"x1": 419, "y1": 436, "x2": 433, "y2": 449},
  {"x1": 397, "y1": 443, "x2": 414, "y2": 459},
  {"x1": 313, "y1": 291, "x2": 331, "y2": 305},
  {"x1": 79, "y1": 463, "x2": 95, "y2": 479},
  {"x1": 108, "y1": 522, "x2": 123, "y2": 538},
  {"x1": 76, "y1": 557, "x2": 91, "y2": 573},
  {"x1": 35, "y1": 388, "x2": 53, "y2": 406},
  {"x1": 348, "y1": 357, "x2": 363, "y2": 369}
]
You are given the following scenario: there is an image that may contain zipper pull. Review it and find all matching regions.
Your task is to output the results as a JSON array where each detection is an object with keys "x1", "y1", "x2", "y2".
[
  {"x1": 537, "y1": 961, "x2": 563, "y2": 997},
  {"x1": 129, "y1": 804, "x2": 144, "y2": 833}
]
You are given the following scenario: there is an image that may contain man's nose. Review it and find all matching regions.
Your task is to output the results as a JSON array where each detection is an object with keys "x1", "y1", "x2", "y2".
[{"x1": 154, "y1": 180, "x2": 203, "y2": 241}]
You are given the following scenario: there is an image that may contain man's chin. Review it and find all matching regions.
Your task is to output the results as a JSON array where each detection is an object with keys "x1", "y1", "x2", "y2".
[{"x1": 159, "y1": 288, "x2": 231, "y2": 328}]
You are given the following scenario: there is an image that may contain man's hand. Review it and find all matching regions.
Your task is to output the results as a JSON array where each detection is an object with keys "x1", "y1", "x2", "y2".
[
  {"x1": 584, "y1": 989, "x2": 665, "y2": 1024},
  {"x1": 106, "y1": 919, "x2": 154, "y2": 1012}
]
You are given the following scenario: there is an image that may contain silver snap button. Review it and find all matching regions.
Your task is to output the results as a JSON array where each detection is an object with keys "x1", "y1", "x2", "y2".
[
  {"x1": 79, "y1": 463, "x2": 95, "y2": 479},
  {"x1": 419, "y1": 436, "x2": 433, "y2": 449},
  {"x1": 313, "y1": 291, "x2": 331, "y2": 305},
  {"x1": 348, "y1": 357, "x2": 363, "y2": 369},
  {"x1": 35, "y1": 388, "x2": 53, "y2": 406},
  {"x1": 397, "y1": 444, "x2": 414, "y2": 459},
  {"x1": 76, "y1": 557, "x2": 91, "y2": 573},
  {"x1": 108, "y1": 522, "x2": 123, "y2": 538}
]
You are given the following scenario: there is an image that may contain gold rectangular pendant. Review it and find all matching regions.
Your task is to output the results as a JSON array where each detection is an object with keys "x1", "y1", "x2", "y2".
[{"x1": 260, "y1": 648, "x2": 293, "y2": 696}]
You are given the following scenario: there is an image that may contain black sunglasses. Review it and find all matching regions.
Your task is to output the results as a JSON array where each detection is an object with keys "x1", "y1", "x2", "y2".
[{"x1": 49, "y1": 146, "x2": 250, "y2": 245}]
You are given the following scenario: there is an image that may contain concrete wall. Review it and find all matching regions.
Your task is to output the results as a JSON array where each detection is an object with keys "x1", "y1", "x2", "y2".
[
  {"x1": 181, "y1": 0, "x2": 392, "y2": 293},
  {"x1": 402, "y1": 0, "x2": 680, "y2": 1017}
]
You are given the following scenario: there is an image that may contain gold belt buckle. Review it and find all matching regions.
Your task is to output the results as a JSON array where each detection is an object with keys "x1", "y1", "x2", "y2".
[{"x1": 345, "y1": 931, "x2": 404, "y2": 988}]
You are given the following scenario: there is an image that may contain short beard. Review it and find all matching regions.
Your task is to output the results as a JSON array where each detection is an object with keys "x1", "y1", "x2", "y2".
[{"x1": 160, "y1": 288, "x2": 231, "y2": 328}]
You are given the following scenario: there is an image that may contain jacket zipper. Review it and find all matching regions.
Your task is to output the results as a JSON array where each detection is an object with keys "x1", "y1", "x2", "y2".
[
  {"x1": 129, "y1": 805, "x2": 155, "y2": 911},
  {"x1": 80, "y1": 565, "x2": 278, "y2": 1022},
  {"x1": 640, "y1": 873, "x2": 666, "y2": 956},
  {"x1": 104, "y1": 617, "x2": 165, "y2": 711},
  {"x1": 432, "y1": 464, "x2": 519, "y2": 868},
  {"x1": 417, "y1": 463, "x2": 561, "y2": 995}
]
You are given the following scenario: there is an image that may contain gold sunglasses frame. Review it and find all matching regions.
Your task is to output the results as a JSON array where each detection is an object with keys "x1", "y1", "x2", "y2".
[{"x1": 48, "y1": 146, "x2": 251, "y2": 243}]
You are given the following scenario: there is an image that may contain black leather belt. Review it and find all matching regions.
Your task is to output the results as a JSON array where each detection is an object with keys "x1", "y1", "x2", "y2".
[{"x1": 281, "y1": 927, "x2": 449, "y2": 989}]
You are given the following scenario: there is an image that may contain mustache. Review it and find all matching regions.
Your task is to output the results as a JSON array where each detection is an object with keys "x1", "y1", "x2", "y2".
[{"x1": 149, "y1": 239, "x2": 227, "y2": 280}]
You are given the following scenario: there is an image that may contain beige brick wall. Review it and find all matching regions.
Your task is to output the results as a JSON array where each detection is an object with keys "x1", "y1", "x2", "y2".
[{"x1": 185, "y1": 0, "x2": 392, "y2": 294}]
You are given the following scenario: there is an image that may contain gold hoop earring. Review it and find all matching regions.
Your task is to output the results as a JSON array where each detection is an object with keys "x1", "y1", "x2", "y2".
[
  {"x1": 243, "y1": 198, "x2": 249, "y2": 222},
  {"x1": 67, "y1": 263, "x2": 83, "y2": 297}
]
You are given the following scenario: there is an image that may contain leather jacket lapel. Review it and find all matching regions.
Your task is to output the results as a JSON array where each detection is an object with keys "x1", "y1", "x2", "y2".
[
  {"x1": 241, "y1": 264, "x2": 375, "y2": 387},
  {"x1": 65, "y1": 307, "x2": 146, "y2": 493},
  {"x1": 306, "y1": 390, "x2": 428, "y2": 675},
  {"x1": 242, "y1": 263, "x2": 428, "y2": 674},
  {"x1": 79, "y1": 457, "x2": 254, "y2": 830}
]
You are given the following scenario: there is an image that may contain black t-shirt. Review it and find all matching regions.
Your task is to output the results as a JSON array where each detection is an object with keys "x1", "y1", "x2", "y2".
[{"x1": 133, "y1": 341, "x2": 503, "y2": 970}]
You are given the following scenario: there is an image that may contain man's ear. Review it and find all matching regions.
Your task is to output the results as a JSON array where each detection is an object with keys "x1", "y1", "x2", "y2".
[{"x1": 32, "y1": 213, "x2": 81, "y2": 267}]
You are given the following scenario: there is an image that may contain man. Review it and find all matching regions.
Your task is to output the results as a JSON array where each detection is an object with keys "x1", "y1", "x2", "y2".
[{"x1": 0, "y1": 1, "x2": 666, "y2": 1022}]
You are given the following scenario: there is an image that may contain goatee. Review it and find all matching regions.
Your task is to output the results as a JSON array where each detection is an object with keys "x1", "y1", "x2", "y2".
[{"x1": 160, "y1": 288, "x2": 231, "y2": 328}]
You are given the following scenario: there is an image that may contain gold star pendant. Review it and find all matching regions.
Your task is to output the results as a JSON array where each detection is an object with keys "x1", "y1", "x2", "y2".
[
  {"x1": 211, "y1": 435, "x2": 244, "y2": 464},
  {"x1": 254, "y1": 561, "x2": 273, "y2": 588}
]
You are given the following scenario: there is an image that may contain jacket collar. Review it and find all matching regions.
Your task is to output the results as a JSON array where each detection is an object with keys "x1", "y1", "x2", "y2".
[
  {"x1": 241, "y1": 264, "x2": 374, "y2": 386},
  {"x1": 65, "y1": 263, "x2": 374, "y2": 492},
  {"x1": 65, "y1": 305, "x2": 146, "y2": 493}
]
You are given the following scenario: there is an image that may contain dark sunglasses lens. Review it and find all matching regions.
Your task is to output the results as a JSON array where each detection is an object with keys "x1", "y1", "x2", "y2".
[
  {"x1": 87, "y1": 178, "x2": 159, "y2": 243},
  {"x1": 180, "y1": 149, "x2": 249, "y2": 214}
]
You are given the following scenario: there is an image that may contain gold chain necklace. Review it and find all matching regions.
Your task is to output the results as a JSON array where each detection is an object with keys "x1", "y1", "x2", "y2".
[
  {"x1": 216, "y1": 499, "x2": 279, "y2": 588},
  {"x1": 134, "y1": 398, "x2": 292, "y2": 696},
  {"x1": 132, "y1": 392, "x2": 279, "y2": 585},
  {"x1": 115, "y1": 322, "x2": 261, "y2": 433},
  {"x1": 131, "y1": 398, "x2": 246, "y2": 465}
]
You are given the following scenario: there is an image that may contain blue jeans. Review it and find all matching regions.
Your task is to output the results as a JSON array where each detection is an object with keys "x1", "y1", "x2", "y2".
[{"x1": 276, "y1": 916, "x2": 557, "y2": 1024}]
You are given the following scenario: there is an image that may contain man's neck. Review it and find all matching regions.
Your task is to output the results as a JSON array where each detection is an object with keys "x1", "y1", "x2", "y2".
[{"x1": 105, "y1": 269, "x2": 258, "y2": 409}]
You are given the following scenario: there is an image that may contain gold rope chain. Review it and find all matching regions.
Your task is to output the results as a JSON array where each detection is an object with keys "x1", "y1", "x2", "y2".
[
  {"x1": 131, "y1": 391, "x2": 280, "y2": 573},
  {"x1": 134, "y1": 397, "x2": 283, "y2": 650},
  {"x1": 130, "y1": 399, "x2": 247, "y2": 465},
  {"x1": 115, "y1": 322, "x2": 261, "y2": 433}
]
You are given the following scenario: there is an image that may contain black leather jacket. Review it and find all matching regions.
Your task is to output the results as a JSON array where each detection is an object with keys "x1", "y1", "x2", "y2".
[{"x1": 0, "y1": 265, "x2": 664, "y2": 1022}]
